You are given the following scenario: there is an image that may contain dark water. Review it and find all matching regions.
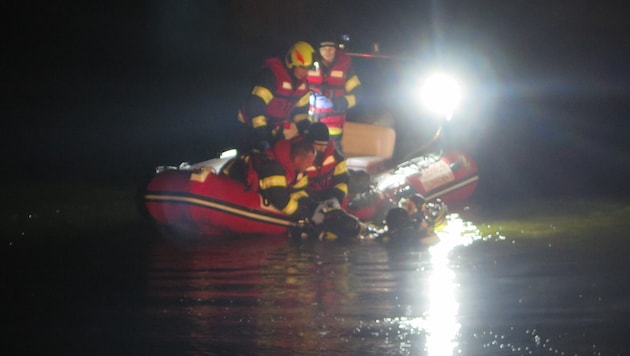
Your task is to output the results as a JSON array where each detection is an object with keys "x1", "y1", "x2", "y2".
[
  {"x1": 4, "y1": 208, "x2": 630, "y2": 355},
  {"x1": 5, "y1": 66, "x2": 630, "y2": 355},
  {"x1": 5, "y1": 9, "x2": 630, "y2": 353}
]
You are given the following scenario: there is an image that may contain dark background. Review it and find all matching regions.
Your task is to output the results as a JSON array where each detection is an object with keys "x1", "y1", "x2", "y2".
[{"x1": 5, "y1": 0, "x2": 630, "y2": 203}]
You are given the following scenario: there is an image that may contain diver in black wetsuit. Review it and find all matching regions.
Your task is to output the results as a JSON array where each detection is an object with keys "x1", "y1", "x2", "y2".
[{"x1": 378, "y1": 193, "x2": 444, "y2": 245}]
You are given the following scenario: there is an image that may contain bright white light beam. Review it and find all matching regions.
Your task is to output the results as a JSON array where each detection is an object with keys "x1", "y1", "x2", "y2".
[{"x1": 420, "y1": 72, "x2": 463, "y2": 120}]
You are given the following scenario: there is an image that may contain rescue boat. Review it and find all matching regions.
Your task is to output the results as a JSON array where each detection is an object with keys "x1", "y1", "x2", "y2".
[
  {"x1": 141, "y1": 121, "x2": 478, "y2": 237},
  {"x1": 143, "y1": 154, "x2": 298, "y2": 236},
  {"x1": 346, "y1": 148, "x2": 478, "y2": 222}
]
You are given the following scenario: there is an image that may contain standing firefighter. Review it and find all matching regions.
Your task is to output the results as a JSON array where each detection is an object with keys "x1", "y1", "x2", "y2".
[
  {"x1": 307, "y1": 39, "x2": 361, "y2": 151},
  {"x1": 238, "y1": 41, "x2": 316, "y2": 152}
]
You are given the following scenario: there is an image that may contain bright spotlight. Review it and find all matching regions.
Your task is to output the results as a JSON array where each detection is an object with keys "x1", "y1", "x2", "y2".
[{"x1": 420, "y1": 72, "x2": 463, "y2": 120}]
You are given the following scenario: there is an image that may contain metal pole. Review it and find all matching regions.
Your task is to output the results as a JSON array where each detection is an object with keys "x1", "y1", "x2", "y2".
[{"x1": 345, "y1": 52, "x2": 420, "y2": 62}]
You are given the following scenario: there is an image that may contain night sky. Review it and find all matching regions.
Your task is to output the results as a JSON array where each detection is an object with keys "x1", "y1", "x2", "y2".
[{"x1": 5, "y1": 1, "x2": 630, "y2": 202}]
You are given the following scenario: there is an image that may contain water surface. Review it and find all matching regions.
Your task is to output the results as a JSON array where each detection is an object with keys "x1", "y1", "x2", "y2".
[{"x1": 3, "y1": 201, "x2": 630, "y2": 355}]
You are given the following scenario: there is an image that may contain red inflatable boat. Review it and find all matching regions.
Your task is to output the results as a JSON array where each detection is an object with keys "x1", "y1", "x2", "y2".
[{"x1": 142, "y1": 122, "x2": 478, "y2": 237}]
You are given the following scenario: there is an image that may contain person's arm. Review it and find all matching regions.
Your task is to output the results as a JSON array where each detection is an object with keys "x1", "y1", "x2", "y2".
[
  {"x1": 292, "y1": 91, "x2": 312, "y2": 134},
  {"x1": 258, "y1": 160, "x2": 314, "y2": 219},
  {"x1": 243, "y1": 68, "x2": 277, "y2": 148},
  {"x1": 343, "y1": 63, "x2": 361, "y2": 110},
  {"x1": 311, "y1": 151, "x2": 350, "y2": 203},
  {"x1": 332, "y1": 59, "x2": 361, "y2": 112},
  {"x1": 329, "y1": 151, "x2": 350, "y2": 202}
]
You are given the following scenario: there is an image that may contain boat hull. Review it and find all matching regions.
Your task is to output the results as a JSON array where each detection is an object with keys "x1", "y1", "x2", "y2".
[
  {"x1": 142, "y1": 150, "x2": 478, "y2": 237},
  {"x1": 143, "y1": 166, "x2": 294, "y2": 236},
  {"x1": 347, "y1": 150, "x2": 478, "y2": 221},
  {"x1": 374, "y1": 150, "x2": 478, "y2": 202}
]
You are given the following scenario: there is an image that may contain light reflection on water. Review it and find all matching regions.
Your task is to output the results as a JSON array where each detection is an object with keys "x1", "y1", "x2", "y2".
[
  {"x1": 384, "y1": 213, "x2": 481, "y2": 355},
  {"x1": 142, "y1": 202, "x2": 630, "y2": 355},
  {"x1": 7, "y1": 198, "x2": 629, "y2": 354},
  {"x1": 145, "y1": 214, "x2": 483, "y2": 355}
]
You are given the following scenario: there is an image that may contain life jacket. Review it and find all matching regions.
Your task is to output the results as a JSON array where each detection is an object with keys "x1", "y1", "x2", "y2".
[
  {"x1": 305, "y1": 140, "x2": 338, "y2": 193},
  {"x1": 307, "y1": 51, "x2": 351, "y2": 97},
  {"x1": 245, "y1": 139, "x2": 298, "y2": 192},
  {"x1": 307, "y1": 51, "x2": 353, "y2": 133},
  {"x1": 259, "y1": 58, "x2": 309, "y2": 127},
  {"x1": 267, "y1": 138, "x2": 298, "y2": 185}
]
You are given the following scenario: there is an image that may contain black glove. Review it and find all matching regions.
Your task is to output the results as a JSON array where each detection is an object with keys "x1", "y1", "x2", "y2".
[
  {"x1": 255, "y1": 140, "x2": 271, "y2": 152},
  {"x1": 332, "y1": 96, "x2": 348, "y2": 112},
  {"x1": 296, "y1": 119, "x2": 311, "y2": 135},
  {"x1": 253, "y1": 126, "x2": 271, "y2": 152},
  {"x1": 323, "y1": 208, "x2": 362, "y2": 238}
]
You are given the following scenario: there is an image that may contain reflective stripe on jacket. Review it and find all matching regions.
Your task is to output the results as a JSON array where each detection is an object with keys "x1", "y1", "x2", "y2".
[
  {"x1": 253, "y1": 139, "x2": 311, "y2": 217},
  {"x1": 240, "y1": 58, "x2": 310, "y2": 130},
  {"x1": 307, "y1": 50, "x2": 359, "y2": 133},
  {"x1": 305, "y1": 140, "x2": 349, "y2": 202}
]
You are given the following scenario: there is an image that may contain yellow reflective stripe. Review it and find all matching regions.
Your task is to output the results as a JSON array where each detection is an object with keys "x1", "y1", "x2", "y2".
[
  {"x1": 333, "y1": 160, "x2": 348, "y2": 176},
  {"x1": 335, "y1": 182, "x2": 348, "y2": 194},
  {"x1": 290, "y1": 190, "x2": 309, "y2": 200},
  {"x1": 259, "y1": 175, "x2": 287, "y2": 189},
  {"x1": 252, "y1": 115, "x2": 267, "y2": 128},
  {"x1": 345, "y1": 94, "x2": 356, "y2": 109},
  {"x1": 329, "y1": 127, "x2": 343, "y2": 136},
  {"x1": 293, "y1": 175, "x2": 308, "y2": 190},
  {"x1": 293, "y1": 113, "x2": 309, "y2": 123},
  {"x1": 282, "y1": 199, "x2": 299, "y2": 215},
  {"x1": 252, "y1": 86, "x2": 274, "y2": 104},
  {"x1": 331, "y1": 70, "x2": 343, "y2": 78},
  {"x1": 322, "y1": 155, "x2": 335, "y2": 166},
  {"x1": 345, "y1": 75, "x2": 360, "y2": 92},
  {"x1": 282, "y1": 81, "x2": 293, "y2": 90},
  {"x1": 296, "y1": 92, "x2": 310, "y2": 107}
]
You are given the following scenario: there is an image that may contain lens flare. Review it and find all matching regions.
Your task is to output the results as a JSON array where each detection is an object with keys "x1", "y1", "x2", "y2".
[{"x1": 420, "y1": 72, "x2": 463, "y2": 120}]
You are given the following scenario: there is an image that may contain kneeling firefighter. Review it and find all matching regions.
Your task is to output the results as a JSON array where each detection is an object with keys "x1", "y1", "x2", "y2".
[{"x1": 225, "y1": 136, "x2": 365, "y2": 240}]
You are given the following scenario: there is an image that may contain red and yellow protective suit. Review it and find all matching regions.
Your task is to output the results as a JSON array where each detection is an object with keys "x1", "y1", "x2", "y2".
[
  {"x1": 305, "y1": 141, "x2": 350, "y2": 204},
  {"x1": 235, "y1": 139, "x2": 314, "y2": 219},
  {"x1": 238, "y1": 58, "x2": 311, "y2": 150},
  {"x1": 307, "y1": 50, "x2": 360, "y2": 142}
]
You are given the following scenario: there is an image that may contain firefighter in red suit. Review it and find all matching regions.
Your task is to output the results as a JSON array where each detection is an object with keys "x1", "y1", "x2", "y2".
[
  {"x1": 237, "y1": 41, "x2": 316, "y2": 153},
  {"x1": 307, "y1": 40, "x2": 361, "y2": 151},
  {"x1": 226, "y1": 136, "x2": 316, "y2": 220},
  {"x1": 225, "y1": 132, "x2": 363, "y2": 238},
  {"x1": 304, "y1": 122, "x2": 349, "y2": 205}
]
